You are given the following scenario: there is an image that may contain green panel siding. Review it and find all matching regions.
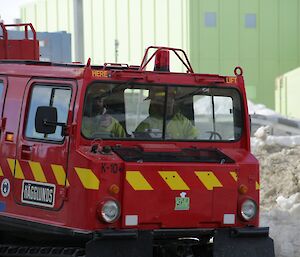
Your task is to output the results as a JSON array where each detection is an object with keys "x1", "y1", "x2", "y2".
[
  {"x1": 198, "y1": 0, "x2": 219, "y2": 75},
  {"x1": 36, "y1": 1, "x2": 47, "y2": 31},
  {"x1": 219, "y1": 0, "x2": 239, "y2": 60},
  {"x1": 189, "y1": 0, "x2": 200, "y2": 70},
  {"x1": 21, "y1": 0, "x2": 75, "y2": 60},
  {"x1": 141, "y1": 0, "x2": 155, "y2": 50},
  {"x1": 20, "y1": 0, "x2": 300, "y2": 112},
  {"x1": 104, "y1": 0, "x2": 117, "y2": 63},
  {"x1": 83, "y1": 0, "x2": 93, "y2": 61},
  {"x1": 190, "y1": 0, "x2": 300, "y2": 110},
  {"x1": 117, "y1": 0, "x2": 130, "y2": 63},
  {"x1": 129, "y1": 0, "x2": 142, "y2": 63},
  {"x1": 260, "y1": 0, "x2": 278, "y2": 59},
  {"x1": 91, "y1": 0, "x2": 103, "y2": 64}
]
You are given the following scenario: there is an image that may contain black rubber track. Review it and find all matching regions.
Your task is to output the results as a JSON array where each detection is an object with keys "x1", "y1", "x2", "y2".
[{"x1": 0, "y1": 245, "x2": 85, "y2": 257}]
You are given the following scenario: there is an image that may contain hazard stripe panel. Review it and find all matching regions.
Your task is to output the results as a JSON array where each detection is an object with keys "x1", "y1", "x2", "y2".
[
  {"x1": 126, "y1": 171, "x2": 153, "y2": 190},
  {"x1": 159, "y1": 171, "x2": 190, "y2": 190},
  {"x1": 7, "y1": 159, "x2": 25, "y2": 179},
  {"x1": 28, "y1": 161, "x2": 47, "y2": 182},
  {"x1": 75, "y1": 168, "x2": 99, "y2": 190},
  {"x1": 230, "y1": 171, "x2": 238, "y2": 182},
  {"x1": 195, "y1": 171, "x2": 223, "y2": 190},
  {"x1": 0, "y1": 166, "x2": 3, "y2": 176},
  {"x1": 51, "y1": 164, "x2": 70, "y2": 186}
]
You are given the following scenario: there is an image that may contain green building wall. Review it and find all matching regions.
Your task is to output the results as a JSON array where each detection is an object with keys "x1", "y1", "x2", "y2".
[
  {"x1": 20, "y1": 0, "x2": 300, "y2": 110},
  {"x1": 82, "y1": 0, "x2": 189, "y2": 71},
  {"x1": 189, "y1": 0, "x2": 300, "y2": 109}
]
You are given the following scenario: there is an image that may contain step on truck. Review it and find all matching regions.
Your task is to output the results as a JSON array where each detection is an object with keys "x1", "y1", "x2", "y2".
[{"x1": 0, "y1": 23, "x2": 275, "y2": 257}]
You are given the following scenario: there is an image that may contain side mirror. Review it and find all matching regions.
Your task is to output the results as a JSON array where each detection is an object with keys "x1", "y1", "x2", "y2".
[{"x1": 35, "y1": 106, "x2": 58, "y2": 134}]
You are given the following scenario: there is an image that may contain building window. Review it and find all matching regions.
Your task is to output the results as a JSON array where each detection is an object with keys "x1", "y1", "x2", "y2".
[
  {"x1": 245, "y1": 14, "x2": 256, "y2": 28},
  {"x1": 205, "y1": 12, "x2": 217, "y2": 28}
]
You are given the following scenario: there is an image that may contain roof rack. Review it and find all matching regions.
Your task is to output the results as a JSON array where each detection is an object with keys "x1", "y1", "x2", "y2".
[{"x1": 0, "y1": 23, "x2": 39, "y2": 60}]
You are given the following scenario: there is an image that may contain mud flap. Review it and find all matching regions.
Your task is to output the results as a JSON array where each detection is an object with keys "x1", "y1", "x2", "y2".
[
  {"x1": 85, "y1": 230, "x2": 153, "y2": 257},
  {"x1": 213, "y1": 227, "x2": 275, "y2": 257}
]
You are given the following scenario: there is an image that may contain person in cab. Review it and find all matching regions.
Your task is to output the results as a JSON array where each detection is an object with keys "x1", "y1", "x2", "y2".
[
  {"x1": 135, "y1": 88, "x2": 198, "y2": 139},
  {"x1": 82, "y1": 89, "x2": 126, "y2": 138}
]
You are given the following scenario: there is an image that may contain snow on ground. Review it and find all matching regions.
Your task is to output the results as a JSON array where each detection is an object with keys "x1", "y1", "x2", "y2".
[
  {"x1": 248, "y1": 101, "x2": 300, "y2": 257},
  {"x1": 252, "y1": 136, "x2": 300, "y2": 257}
]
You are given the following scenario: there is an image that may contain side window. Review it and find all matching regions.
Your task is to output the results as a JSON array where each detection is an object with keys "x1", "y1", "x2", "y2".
[
  {"x1": 25, "y1": 84, "x2": 71, "y2": 142},
  {"x1": 193, "y1": 95, "x2": 234, "y2": 140},
  {"x1": 0, "y1": 81, "x2": 4, "y2": 116},
  {"x1": 0, "y1": 81, "x2": 3, "y2": 100}
]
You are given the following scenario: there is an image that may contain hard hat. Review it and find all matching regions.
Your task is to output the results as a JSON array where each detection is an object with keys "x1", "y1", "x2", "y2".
[
  {"x1": 90, "y1": 88, "x2": 107, "y2": 99},
  {"x1": 145, "y1": 90, "x2": 165, "y2": 101},
  {"x1": 145, "y1": 88, "x2": 177, "y2": 100}
]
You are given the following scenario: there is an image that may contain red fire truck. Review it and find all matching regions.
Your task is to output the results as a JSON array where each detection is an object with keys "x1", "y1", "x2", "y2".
[{"x1": 0, "y1": 23, "x2": 274, "y2": 257}]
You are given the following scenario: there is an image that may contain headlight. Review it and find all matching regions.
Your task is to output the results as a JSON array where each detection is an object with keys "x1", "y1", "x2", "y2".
[
  {"x1": 101, "y1": 200, "x2": 120, "y2": 223},
  {"x1": 241, "y1": 199, "x2": 257, "y2": 221}
]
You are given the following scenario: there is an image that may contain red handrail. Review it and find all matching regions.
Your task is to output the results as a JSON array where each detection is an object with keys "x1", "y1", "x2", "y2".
[
  {"x1": 139, "y1": 46, "x2": 194, "y2": 73},
  {"x1": 0, "y1": 23, "x2": 38, "y2": 59}
]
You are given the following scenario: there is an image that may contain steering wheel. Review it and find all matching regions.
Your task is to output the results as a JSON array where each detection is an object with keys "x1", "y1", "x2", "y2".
[
  {"x1": 91, "y1": 132, "x2": 113, "y2": 139},
  {"x1": 133, "y1": 131, "x2": 153, "y2": 139},
  {"x1": 206, "y1": 131, "x2": 222, "y2": 140}
]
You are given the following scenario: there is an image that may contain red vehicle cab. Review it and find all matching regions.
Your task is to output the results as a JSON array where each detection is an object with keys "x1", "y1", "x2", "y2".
[{"x1": 0, "y1": 23, "x2": 274, "y2": 257}]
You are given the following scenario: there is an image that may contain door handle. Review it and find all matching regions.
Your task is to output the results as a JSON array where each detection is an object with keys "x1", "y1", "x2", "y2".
[
  {"x1": 21, "y1": 144, "x2": 33, "y2": 160},
  {"x1": 0, "y1": 117, "x2": 6, "y2": 131}
]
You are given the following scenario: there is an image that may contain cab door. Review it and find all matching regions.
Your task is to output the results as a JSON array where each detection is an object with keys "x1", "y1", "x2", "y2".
[
  {"x1": 13, "y1": 79, "x2": 76, "y2": 210},
  {"x1": 0, "y1": 77, "x2": 8, "y2": 199}
]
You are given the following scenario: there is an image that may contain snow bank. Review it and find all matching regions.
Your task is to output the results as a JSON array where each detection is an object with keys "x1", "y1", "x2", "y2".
[
  {"x1": 251, "y1": 126, "x2": 300, "y2": 257},
  {"x1": 248, "y1": 100, "x2": 279, "y2": 116},
  {"x1": 261, "y1": 194, "x2": 300, "y2": 257}
]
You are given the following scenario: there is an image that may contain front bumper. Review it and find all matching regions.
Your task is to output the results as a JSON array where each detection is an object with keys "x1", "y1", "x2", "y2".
[{"x1": 86, "y1": 227, "x2": 275, "y2": 257}]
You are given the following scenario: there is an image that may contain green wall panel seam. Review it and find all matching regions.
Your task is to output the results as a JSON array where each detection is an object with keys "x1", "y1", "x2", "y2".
[
  {"x1": 91, "y1": 0, "x2": 94, "y2": 59},
  {"x1": 103, "y1": 0, "x2": 106, "y2": 60},
  {"x1": 167, "y1": 0, "x2": 170, "y2": 46},
  {"x1": 154, "y1": 0, "x2": 156, "y2": 45}
]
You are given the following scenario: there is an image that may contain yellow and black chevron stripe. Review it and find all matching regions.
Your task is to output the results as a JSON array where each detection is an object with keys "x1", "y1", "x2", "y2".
[
  {"x1": 0, "y1": 159, "x2": 260, "y2": 192},
  {"x1": 126, "y1": 170, "x2": 260, "y2": 191}
]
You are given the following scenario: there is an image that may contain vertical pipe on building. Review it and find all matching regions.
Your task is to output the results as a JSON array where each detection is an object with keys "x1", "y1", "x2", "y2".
[
  {"x1": 56, "y1": 0, "x2": 59, "y2": 30},
  {"x1": 218, "y1": 0, "x2": 221, "y2": 73},
  {"x1": 167, "y1": 0, "x2": 170, "y2": 46},
  {"x1": 197, "y1": 0, "x2": 201, "y2": 72},
  {"x1": 102, "y1": 0, "x2": 106, "y2": 61},
  {"x1": 67, "y1": 0, "x2": 70, "y2": 34},
  {"x1": 140, "y1": 0, "x2": 143, "y2": 58},
  {"x1": 115, "y1": 0, "x2": 118, "y2": 63},
  {"x1": 73, "y1": 0, "x2": 84, "y2": 62},
  {"x1": 238, "y1": 0, "x2": 241, "y2": 67},
  {"x1": 181, "y1": 0, "x2": 184, "y2": 50},
  {"x1": 90, "y1": 0, "x2": 94, "y2": 60},
  {"x1": 127, "y1": 0, "x2": 131, "y2": 61},
  {"x1": 181, "y1": 0, "x2": 185, "y2": 72},
  {"x1": 34, "y1": 3, "x2": 37, "y2": 30},
  {"x1": 45, "y1": 0, "x2": 48, "y2": 31},
  {"x1": 153, "y1": 0, "x2": 156, "y2": 45},
  {"x1": 297, "y1": 0, "x2": 300, "y2": 66},
  {"x1": 258, "y1": 0, "x2": 261, "y2": 103},
  {"x1": 277, "y1": 0, "x2": 281, "y2": 81}
]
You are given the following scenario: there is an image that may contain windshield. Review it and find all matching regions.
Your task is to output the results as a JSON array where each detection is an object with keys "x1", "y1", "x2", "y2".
[{"x1": 81, "y1": 82, "x2": 243, "y2": 141}]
